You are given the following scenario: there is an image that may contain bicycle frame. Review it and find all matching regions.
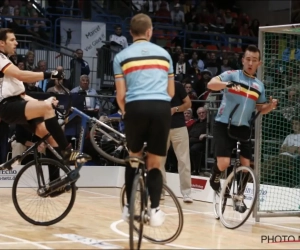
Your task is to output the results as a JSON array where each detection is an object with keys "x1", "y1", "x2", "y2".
[{"x1": 62, "y1": 107, "x2": 126, "y2": 153}]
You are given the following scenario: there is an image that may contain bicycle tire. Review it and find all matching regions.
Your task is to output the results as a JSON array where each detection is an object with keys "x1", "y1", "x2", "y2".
[
  {"x1": 90, "y1": 123, "x2": 126, "y2": 165},
  {"x1": 129, "y1": 174, "x2": 144, "y2": 250},
  {"x1": 219, "y1": 166, "x2": 257, "y2": 229},
  {"x1": 213, "y1": 191, "x2": 220, "y2": 220},
  {"x1": 12, "y1": 158, "x2": 77, "y2": 226},
  {"x1": 120, "y1": 183, "x2": 184, "y2": 244}
]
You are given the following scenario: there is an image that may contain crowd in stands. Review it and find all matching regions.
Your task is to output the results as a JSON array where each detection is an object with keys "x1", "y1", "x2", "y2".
[{"x1": 1, "y1": 0, "x2": 298, "y2": 182}]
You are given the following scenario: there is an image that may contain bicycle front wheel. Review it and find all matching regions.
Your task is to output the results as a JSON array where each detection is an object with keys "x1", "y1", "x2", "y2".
[
  {"x1": 121, "y1": 183, "x2": 184, "y2": 244},
  {"x1": 219, "y1": 166, "x2": 257, "y2": 229},
  {"x1": 12, "y1": 158, "x2": 76, "y2": 226}
]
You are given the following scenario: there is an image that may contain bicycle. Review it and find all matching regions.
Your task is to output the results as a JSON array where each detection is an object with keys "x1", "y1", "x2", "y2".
[
  {"x1": 0, "y1": 85, "x2": 129, "y2": 226},
  {"x1": 123, "y1": 155, "x2": 184, "y2": 250},
  {"x1": 212, "y1": 104, "x2": 259, "y2": 229}
]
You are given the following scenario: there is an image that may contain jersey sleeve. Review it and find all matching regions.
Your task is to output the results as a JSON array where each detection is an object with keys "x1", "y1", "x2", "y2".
[
  {"x1": 217, "y1": 70, "x2": 236, "y2": 82},
  {"x1": 256, "y1": 84, "x2": 267, "y2": 104},
  {"x1": 0, "y1": 53, "x2": 12, "y2": 72},
  {"x1": 167, "y1": 54, "x2": 174, "y2": 78},
  {"x1": 113, "y1": 54, "x2": 124, "y2": 81}
]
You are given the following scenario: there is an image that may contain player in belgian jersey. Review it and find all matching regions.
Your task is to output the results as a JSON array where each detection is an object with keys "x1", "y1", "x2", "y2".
[
  {"x1": 207, "y1": 45, "x2": 278, "y2": 194},
  {"x1": 113, "y1": 13, "x2": 174, "y2": 227}
]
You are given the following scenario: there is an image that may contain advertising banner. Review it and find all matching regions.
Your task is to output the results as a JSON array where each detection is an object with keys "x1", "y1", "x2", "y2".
[{"x1": 60, "y1": 20, "x2": 106, "y2": 57}]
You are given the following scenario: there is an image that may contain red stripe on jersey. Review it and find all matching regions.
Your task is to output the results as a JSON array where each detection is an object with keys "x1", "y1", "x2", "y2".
[{"x1": 123, "y1": 64, "x2": 168, "y2": 75}]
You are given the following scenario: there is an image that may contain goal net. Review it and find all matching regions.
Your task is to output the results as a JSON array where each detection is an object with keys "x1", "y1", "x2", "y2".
[{"x1": 255, "y1": 24, "x2": 300, "y2": 219}]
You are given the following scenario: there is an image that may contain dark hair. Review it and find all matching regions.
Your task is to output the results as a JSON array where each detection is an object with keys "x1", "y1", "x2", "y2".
[
  {"x1": 0, "y1": 28, "x2": 14, "y2": 41},
  {"x1": 244, "y1": 44, "x2": 261, "y2": 60}
]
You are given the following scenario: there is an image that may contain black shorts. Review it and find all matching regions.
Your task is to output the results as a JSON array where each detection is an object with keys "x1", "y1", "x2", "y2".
[
  {"x1": 124, "y1": 100, "x2": 171, "y2": 156},
  {"x1": 0, "y1": 95, "x2": 43, "y2": 132},
  {"x1": 213, "y1": 121, "x2": 252, "y2": 160}
]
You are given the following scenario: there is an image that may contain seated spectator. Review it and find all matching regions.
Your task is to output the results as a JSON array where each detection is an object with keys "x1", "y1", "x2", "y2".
[
  {"x1": 27, "y1": 10, "x2": 48, "y2": 40},
  {"x1": 184, "y1": 82, "x2": 197, "y2": 100},
  {"x1": 47, "y1": 79, "x2": 69, "y2": 94},
  {"x1": 261, "y1": 117, "x2": 300, "y2": 187},
  {"x1": 46, "y1": 66, "x2": 72, "y2": 90},
  {"x1": 24, "y1": 50, "x2": 35, "y2": 71},
  {"x1": 0, "y1": 0, "x2": 14, "y2": 16},
  {"x1": 174, "y1": 52, "x2": 190, "y2": 81},
  {"x1": 184, "y1": 108, "x2": 195, "y2": 130},
  {"x1": 171, "y1": 3, "x2": 185, "y2": 27},
  {"x1": 189, "y1": 107, "x2": 207, "y2": 175},
  {"x1": 205, "y1": 52, "x2": 221, "y2": 76},
  {"x1": 154, "y1": 2, "x2": 171, "y2": 24},
  {"x1": 71, "y1": 75, "x2": 101, "y2": 111},
  {"x1": 221, "y1": 58, "x2": 232, "y2": 73},
  {"x1": 188, "y1": 51, "x2": 205, "y2": 71},
  {"x1": 24, "y1": 82, "x2": 43, "y2": 92},
  {"x1": 281, "y1": 88, "x2": 300, "y2": 121},
  {"x1": 185, "y1": 7, "x2": 198, "y2": 30}
]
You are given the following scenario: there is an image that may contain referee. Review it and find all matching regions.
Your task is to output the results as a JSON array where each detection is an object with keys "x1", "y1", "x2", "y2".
[{"x1": 113, "y1": 13, "x2": 175, "y2": 227}]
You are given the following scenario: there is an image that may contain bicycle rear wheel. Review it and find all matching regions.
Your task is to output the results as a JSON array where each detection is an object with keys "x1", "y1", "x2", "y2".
[
  {"x1": 129, "y1": 174, "x2": 144, "y2": 250},
  {"x1": 12, "y1": 158, "x2": 76, "y2": 226},
  {"x1": 90, "y1": 122, "x2": 127, "y2": 165},
  {"x1": 121, "y1": 183, "x2": 184, "y2": 244},
  {"x1": 213, "y1": 191, "x2": 220, "y2": 219},
  {"x1": 219, "y1": 166, "x2": 257, "y2": 229}
]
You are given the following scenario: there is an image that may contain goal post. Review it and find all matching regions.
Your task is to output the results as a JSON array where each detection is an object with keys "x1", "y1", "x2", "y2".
[{"x1": 254, "y1": 24, "x2": 300, "y2": 222}]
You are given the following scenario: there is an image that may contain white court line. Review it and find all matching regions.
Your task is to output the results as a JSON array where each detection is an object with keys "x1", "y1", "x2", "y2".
[
  {"x1": 79, "y1": 189, "x2": 118, "y2": 198},
  {"x1": 0, "y1": 241, "x2": 71, "y2": 245},
  {"x1": 0, "y1": 233, "x2": 52, "y2": 249},
  {"x1": 110, "y1": 220, "x2": 204, "y2": 249},
  {"x1": 80, "y1": 189, "x2": 212, "y2": 215},
  {"x1": 258, "y1": 221, "x2": 300, "y2": 233},
  {"x1": 83, "y1": 188, "x2": 300, "y2": 234},
  {"x1": 86, "y1": 197, "x2": 118, "y2": 199}
]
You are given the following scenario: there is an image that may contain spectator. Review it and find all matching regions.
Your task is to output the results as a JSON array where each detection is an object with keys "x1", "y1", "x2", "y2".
[
  {"x1": 0, "y1": 0, "x2": 14, "y2": 16},
  {"x1": 221, "y1": 58, "x2": 232, "y2": 73},
  {"x1": 185, "y1": 7, "x2": 198, "y2": 30},
  {"x1": 184, "y1": 108, "x2": 195, "y2": 130},
  {"x1": 47, "y1": 66, "x2": 72, "y2": 90},
  {"x1": 47, "y1": 79, "x2": 69, "y2": 94},
  {"x1": 24, "y1": 51, "x2": 35, "y2": 71},
  {"x1": 189, "y1": 107, "x2": 207, "y2": 175},
  {"x1": 229, "y1": 52, "x2": 242, "y2": 70},
  {"x1": 71, "y1": 75, "x2": 101, "y2": 111},
  {"x1": 188, "y1": 51, "x2": 205, "y2": 71},
  {"x1": 155, "y1": 2, "x2": 172, "y2": 24},
  {"x1": 20, "y1": 1, "x2": 34, "y2": 17},
  {"x1": 27, "y1": 10, "x2": 48, "y2": 40},
  {"x1": 70, "y1": 49, "x2": 90, "y2": 76},
  {"x1": 161, "y1": 81, "x2": 193, "y2": 203},
  {"x1": 36, "y1": 60, "x2": 49, "y2": 92},
  {"x1": 205, "y1": 52, "x2": 221, "y2": 76},
  {"x1": 171, "y1": 3, "x2": 185, "y2": 27},
  {"x1": 109, "y1": 25, "x2": 128, "y2": 53},
  {"x1": 184, "y1": 82, "x2": 197, "y2": 100},
  {"x1": 261, "y1": 117, "x2": 300, "y2": 187},
  {"x1": 174, "y1": 52, "x2": 190, "y2": 81}
]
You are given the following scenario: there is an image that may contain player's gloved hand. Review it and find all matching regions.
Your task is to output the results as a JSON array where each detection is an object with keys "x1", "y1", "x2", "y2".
[
  {"x1": 226, "y1": 81, "x2": 241, "y2": 91},
  {"x1": 43, "y1": 70, "x2": 65, "y2": 80}
]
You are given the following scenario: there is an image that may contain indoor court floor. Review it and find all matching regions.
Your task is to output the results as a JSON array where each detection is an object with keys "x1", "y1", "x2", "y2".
[{"x1": 0, "y1": 187, "x2": 300, "y2": 249}]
